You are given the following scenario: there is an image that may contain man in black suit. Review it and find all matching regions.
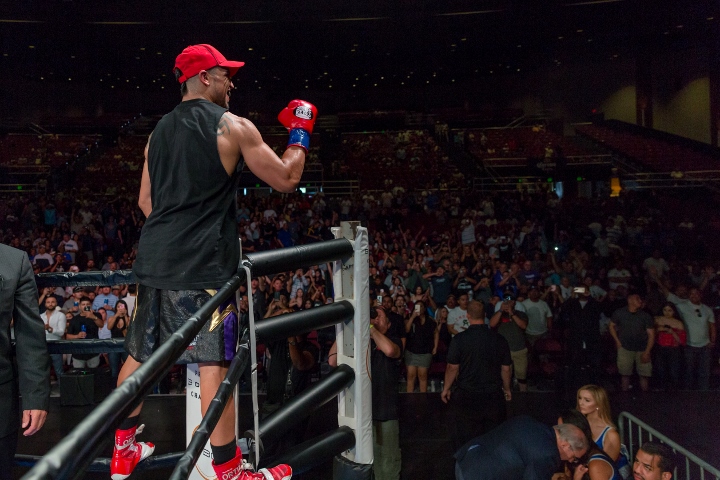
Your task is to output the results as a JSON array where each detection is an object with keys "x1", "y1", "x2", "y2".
[{"x1": 0, "y1": 244, "x2": 51, "y2": 480}]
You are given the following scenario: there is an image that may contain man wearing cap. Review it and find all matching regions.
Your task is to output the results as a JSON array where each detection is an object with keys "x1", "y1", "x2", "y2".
[
  {"x1": 62, "y1": 286, "x2": 86, "y2": 316},
  {"x1": 113, "y1": 44, "x2": 314, "y2": 480}
]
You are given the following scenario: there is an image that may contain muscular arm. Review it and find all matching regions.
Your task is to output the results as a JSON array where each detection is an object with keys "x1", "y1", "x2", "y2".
[{"x1": 223, "y1": 114, "x2": 305, "y2": 193}]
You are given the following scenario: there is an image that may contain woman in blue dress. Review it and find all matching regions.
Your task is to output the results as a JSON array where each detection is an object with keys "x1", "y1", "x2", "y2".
[
  {"x1": 555, "y1": 409, "x2": 621, "y2": 480},
  {"x1": 577, "y1": 385, "x2": 630, "y2": 479}
]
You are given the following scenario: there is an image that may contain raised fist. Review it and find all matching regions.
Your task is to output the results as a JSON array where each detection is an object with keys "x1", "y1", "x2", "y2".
[
  {"x1": 278, "y1": 100, "x2": 317, "y2": 152},
  {"x1": 278, "y1": 99, "x2": 317, "y2": 134}
]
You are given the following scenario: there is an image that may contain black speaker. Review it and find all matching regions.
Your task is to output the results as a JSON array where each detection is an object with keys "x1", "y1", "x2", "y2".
[
  {"x1": 60, "y1": 370, "x2": 95, "y2": 406},
  {"x1": 93, "y1": 367, "x2": 113, "y2": 403}
]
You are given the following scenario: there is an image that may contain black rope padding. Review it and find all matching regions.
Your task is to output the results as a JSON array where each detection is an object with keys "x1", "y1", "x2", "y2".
[
  {"x1": 244, "y1": 238, "x2": 353, "y2": 277},
  {"x1": 248, "y1": 365, "x2": 355, "y2": 446},
  {"x1": 260, "y1": 427, "x2": 356, "y2": 474},
  {"x1": 46, "y1": 339, "x2": 125, "y2": 354},
  {"x1": 15, "y1": 452, "x2": 184, "y2": 472},
  {"x1": 21, "y1": 271, "x2": 245, "y2": 480},
  {"x1": 35, "y1": 270, "x2": 137, "y2": 288},
  {"x1": 255, "y1": 300, "x2": 354, "y2": 344}
]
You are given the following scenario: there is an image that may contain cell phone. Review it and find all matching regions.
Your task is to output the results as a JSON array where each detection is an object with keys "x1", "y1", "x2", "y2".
[
  {"x1": 377, "y1": 295, "x2": 383, "y2": 303},
  {"x1": 83, "y1": 306, "x2": 91, "y2": 312},
  {"x1": 415, "y1": 304, "x2": 421, "y2": 313},
  {"x1": 573, "y1": 287, "x2": 585, "y2": 294},
  {"x1": 274, "y1": 292, "x2": 280, "y2": 300}
]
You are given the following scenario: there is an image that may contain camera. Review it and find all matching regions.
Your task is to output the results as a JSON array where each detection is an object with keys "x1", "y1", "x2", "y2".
[{"x1": 83, "y1": 306, "x2": 91, "y2": 312}]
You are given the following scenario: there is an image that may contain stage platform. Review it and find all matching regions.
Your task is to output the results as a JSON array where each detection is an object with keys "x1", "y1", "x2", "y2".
[{"x1": 13, "y1": 390, "x2": 720, "y2": 479}]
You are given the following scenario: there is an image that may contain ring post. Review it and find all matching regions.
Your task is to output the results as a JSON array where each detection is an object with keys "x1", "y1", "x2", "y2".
[{"x1": 333, "y1": 222, "x2": 373, "y2": 479}]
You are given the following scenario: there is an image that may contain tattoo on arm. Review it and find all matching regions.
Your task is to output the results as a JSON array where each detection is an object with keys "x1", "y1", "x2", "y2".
[{"x1": 217, "y1": 117, "x2": 231, "y2": 136}]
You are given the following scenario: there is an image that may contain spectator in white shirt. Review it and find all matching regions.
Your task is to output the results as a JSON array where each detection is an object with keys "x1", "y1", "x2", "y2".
[
  {"x1": 59, "y1": 233, "x2": 78, "y2": 263},
  {"x1": 41, "y1": 296, "x2": 67, "y2": 380},
  {"x1": 660, "y1": 282, "x2": 716, "y2": 390},
  {"x1": 521, "y1": 286, "x2": 553, "y2": 345},
  {"x1": 447, "y1": 294, "x2": 469, "y2": 336}
]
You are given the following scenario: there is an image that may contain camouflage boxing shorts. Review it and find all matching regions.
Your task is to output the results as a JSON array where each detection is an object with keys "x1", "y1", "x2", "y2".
[{"x1": 125, "y1": 284, "x2": 238, "y2": 364}]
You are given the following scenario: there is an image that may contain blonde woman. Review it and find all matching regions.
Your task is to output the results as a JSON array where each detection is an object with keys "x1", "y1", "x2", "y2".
[{"x1": 576, "y1": 385, "x2": 630, "y2": 479}]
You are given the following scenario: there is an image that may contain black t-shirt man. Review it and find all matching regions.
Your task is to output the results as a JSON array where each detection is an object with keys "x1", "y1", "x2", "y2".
[
  {"x1": 443, "y1": 301, "x2": 513, "y2": 450},
  {"x1": 611, "y1": 306, "x2": 654, "y2": 351},
  {"x1": 67, "y1": 313, "x2": 101, "y2": 360},
  {"x1": 371, "y1": 332, "x2": 402, "y2": 422},
  {"x1": 447, "y1": 324, "x2": 511, "y2": 393}
]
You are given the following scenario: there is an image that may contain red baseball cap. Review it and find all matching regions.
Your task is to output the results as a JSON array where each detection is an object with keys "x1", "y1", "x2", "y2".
[{"x1": 174, "y1": 44, "x2": 245, "y2": 83}]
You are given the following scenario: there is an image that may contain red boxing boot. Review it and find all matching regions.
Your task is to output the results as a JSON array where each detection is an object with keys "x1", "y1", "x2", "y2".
[
  {"x1": 110, "y1": 424, "x2": 155, "y2": 480},
  {"x1": 212, "y1": 447, "x2": 292, "y2": 480}
]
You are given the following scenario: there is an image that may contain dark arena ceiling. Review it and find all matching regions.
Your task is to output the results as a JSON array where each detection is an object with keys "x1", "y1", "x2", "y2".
[{"x1": 0, "y1": 0, "x2": 717, "y2": 115}]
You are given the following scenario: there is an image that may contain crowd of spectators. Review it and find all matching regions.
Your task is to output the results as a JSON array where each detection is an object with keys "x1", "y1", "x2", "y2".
[
  {"x1": 334, "y1": 129, "x2": 466, "y2": 190},
  {"x1": 2, "y1": 178, "x2": 718, "y2": 396}
]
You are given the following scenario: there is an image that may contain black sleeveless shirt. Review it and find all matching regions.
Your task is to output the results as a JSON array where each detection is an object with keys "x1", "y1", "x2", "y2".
[{"x1": 134, "y1": 99, "x2": 241, "y2": 289}]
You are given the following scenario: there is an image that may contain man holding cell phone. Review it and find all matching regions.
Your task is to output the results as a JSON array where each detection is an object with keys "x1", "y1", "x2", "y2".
[
  {"x1": 489, "y1": 290, "x2": 529, "y2": 392},
  {"x1": 66, "y1": 297, "x2": 104, "y2": 369}
]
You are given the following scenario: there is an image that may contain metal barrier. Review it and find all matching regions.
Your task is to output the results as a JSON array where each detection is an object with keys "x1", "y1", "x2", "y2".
[{"x1": 618, "y1": 412, "x2": 720, "y2": 480}]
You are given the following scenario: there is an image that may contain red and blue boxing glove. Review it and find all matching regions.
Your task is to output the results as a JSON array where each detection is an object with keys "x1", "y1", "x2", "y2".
[{"x1": 278, "y1": 99, "x2": 317, "y2": 152}]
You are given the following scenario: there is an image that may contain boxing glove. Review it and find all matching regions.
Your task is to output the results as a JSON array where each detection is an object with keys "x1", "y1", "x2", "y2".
[{"x1": 278, "y1": 99, "x2": 317, "y2": 152}]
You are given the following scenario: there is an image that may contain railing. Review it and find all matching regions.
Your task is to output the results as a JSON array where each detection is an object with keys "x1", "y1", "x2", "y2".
[
  {"x1": 618, "y1": 412, "x2": 720, "y2": 480},
  {"x1": 472, "y1": 175, "x2": 550, "y2": 193},
  {"x1": 0, "y1": 183, "x2": 46, "y2": 194},
  {"x1": 620, "y1": 171, "x2": 720, "y2": 191}
]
